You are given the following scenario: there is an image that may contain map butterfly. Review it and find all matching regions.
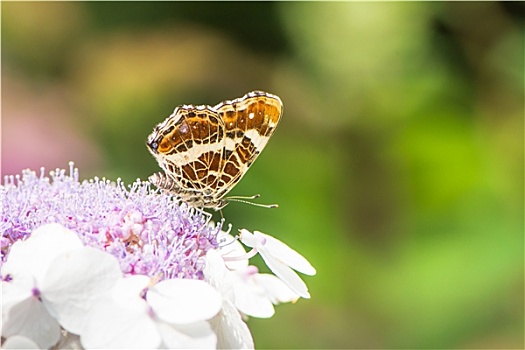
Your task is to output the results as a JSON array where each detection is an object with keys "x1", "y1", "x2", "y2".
[{"x1": 147, "y1": 91, "x2": 283, "y2": 210}]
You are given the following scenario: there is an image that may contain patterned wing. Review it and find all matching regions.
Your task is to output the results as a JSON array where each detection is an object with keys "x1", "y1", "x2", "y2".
[
  {"x1": 146, "y1": 105, "x2": 227, "y2": 201},
  {"x1": 213, "y1": 91, "x2": 283, "y2": 199}
]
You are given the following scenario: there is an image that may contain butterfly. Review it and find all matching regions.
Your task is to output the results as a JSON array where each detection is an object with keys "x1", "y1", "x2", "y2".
[{"x1": 146, "y1": 90, "x2": 283, "y2": 210}]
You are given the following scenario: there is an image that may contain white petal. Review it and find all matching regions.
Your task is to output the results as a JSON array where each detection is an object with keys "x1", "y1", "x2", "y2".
[
  {"x1": 158, "y1": 321, "x2": 217, "y2": 349},
  {"x1": 232, "y1": 273, "x2": 275, "y2": 318},
  {"x1": 1, "y1": 284, "x2": 61, "y2": 349},
  {"x1": 238, "y1": 229, "x2": 259, "y2": 248},
  {"x1": 254, "y1": 274, "x2": 299, "y2": 304},
  {"x1": 111, "y1": 275, "x2": 151, "y2": 311},
  {"x1": 2, "y1": 280, "x2": 33, "y2": 314},
  {"x1": 217, "y1": 232, "x2": 248, "y2": 271},
  {"x1": 210, "y1": 299, "x2": 254, "y2": 349},
  {"x1": 257, "y1": 246, "x2": 311, "y2": 299},
  {"x1": 148, "y1": 279, "x2": 222, "y2": 324},
  {"x1": 2, "y1": 335, "x2": 39, "y2": 349},
  {"x1": 254, "y1": 231, "x2": 316, "y2": 275},
  {"x1": 204, "y1": 250, "x2": 228, "y2": 289},
  {"x1": 1, "y1": 224, "x2": 83, "y2": 284},
  {"x1": 204, "y1": 250, "x2": 235, "y2": 302},
  {"x1": 80, "y1": 295, "x2": 160, "y2": 349},
  {"x1": 41, "y1": 247, "x2": 122, "y2": 334},
  {"x1": 2, "y1": 282, "x2": 32, "y2": 337},
  {"x1": 217, "y1": 231, "x2": 244, "y2": 254}
]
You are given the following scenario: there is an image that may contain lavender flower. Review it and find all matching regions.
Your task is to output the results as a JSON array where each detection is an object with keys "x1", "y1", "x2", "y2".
[{"x1": 1, "y1": 162, "x2": 220, "y2": 280}]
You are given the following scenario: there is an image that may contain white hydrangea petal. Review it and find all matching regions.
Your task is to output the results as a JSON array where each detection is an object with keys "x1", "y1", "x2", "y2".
[
  {"x1": 254, "y1": 273, "x2": 300, "y2": 304},
  {"x1": 232, "y1": 273, "x2": 275, "y2": 318},
  {"x1": 257, "y1": 246, "x2": 311, "y2": 299},
  {"x1": 41, "y1": 247, "x2": 122, "y2": 334},
  {"x1": 2, "y1": 335, "x2": 40, "y2": 349},
  {"x1": 2, "y1": 274, "x2": 36, "y2": 298},
  {"x1": 1, "y1": 224, "x2": 83, "y2": 284},
  {"x1": 210, "y1": 299, "x2": 254, "y2": 349},
  {"x1": 254, "y1": 231, "x2": 316, "y2": 276},
  {"x1": 2, "y1": 282, "x2": 32, "y2": 337},
  {"x1": 217, "y1": 231, "x2": 245, "y2": 255},
  {"x1": 238, "y1": 229, "x2": 259, "y2": 248},
  {"x1": 1, "y1": 286, "x2": 61, "y2": 349},
  {"x1": 204, "y1": 250, "x2": 229, "y2": 290},
  {"x1": 148, "y1": 279, "x2": 222, "y2": 324},
  {"x1": 158, "y1": 321, "x2": 217, "y2": 349},
  {"x1": 2, "y1": 280, "x2": 33, "y2": 314},
  {"x1": 1, "y1": 242, "x2": 33, "y2": 280},
  {"x1": 80, "y1": 295, "x2": 160, "y2": 349},
  {"x1": 217, "y1": 231, "x2": 248, "y2": 270},
  {"x1": 111, "y1": 275, "x2": 151, "y2": 311},
  {"x1": 204, "y1": 249, "x2": 237, "y2": 307}
]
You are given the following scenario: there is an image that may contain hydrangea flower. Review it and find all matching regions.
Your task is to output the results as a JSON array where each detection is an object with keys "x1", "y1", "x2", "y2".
[
  {"x1": 239, "y1": 229, "x2": 316, "y2": 299},
  {"x1": 1, "y1": 164, "x2": 315, "y2": 349},
  {"x1": 1, "y1": 163, "x2": 219, "y2": 280}
]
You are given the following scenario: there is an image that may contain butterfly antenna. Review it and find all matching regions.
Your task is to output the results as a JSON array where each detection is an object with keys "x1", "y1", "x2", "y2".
[
  {"x1": 227, "y1": 194, "x2": 261, "y2": 200},
  {"x1": 225, "y1": 194, "x2": 278, "y2": 209}
]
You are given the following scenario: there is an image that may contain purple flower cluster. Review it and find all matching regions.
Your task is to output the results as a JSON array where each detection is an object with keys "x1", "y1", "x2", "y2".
[{"x1": 1, "y1": 163, "x2": 222, "y2": 280}]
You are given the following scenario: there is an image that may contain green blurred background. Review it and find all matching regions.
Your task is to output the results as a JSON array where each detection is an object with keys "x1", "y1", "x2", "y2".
[{"x1": 2, "y1": 2, "x2": 523, "y2": 349}]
